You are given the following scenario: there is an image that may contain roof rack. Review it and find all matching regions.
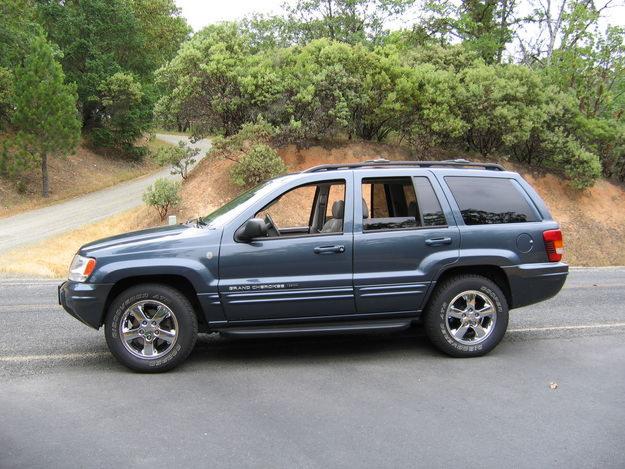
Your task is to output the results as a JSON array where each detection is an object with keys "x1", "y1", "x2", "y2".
[{"x1": 302, "y1": 158, "x2": 505, "y2": 173}]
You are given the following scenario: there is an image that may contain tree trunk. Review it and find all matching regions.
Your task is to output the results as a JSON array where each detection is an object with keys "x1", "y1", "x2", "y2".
[{"x1": 41, "y1": 152, "x2": 49, "y2": 198}]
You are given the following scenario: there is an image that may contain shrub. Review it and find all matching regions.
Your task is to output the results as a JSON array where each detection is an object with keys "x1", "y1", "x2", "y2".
[
  {"x1": 209, "y1": 117, "x2": 276, "y2": 156},
  {"x1": 153, "y1": 141, "x2": 199, "y2": 180},
  {"x1": 142, "y1": 178, "x2": 181, "y2": 220},
  {"x1": 457, "y1": 64, "x2": 550, "y2": 156},
  {"x1": 230, "y1": 144, "x2": 286, "y2": 186},
  {"x1": 542, "y1": 130, "x2": 603, "y2": 189},
  {"x1": 393, "y1": 64, "x2": 467, "y2": 149}
]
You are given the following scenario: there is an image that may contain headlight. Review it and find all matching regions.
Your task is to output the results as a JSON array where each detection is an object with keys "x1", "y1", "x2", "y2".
[{"x1": 68, "y1": 254, "x2": 96, "y2": 282}]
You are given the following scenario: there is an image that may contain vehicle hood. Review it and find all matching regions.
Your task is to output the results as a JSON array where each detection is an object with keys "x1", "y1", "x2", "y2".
[{"x1": 79, "y1": 224, "x2": 215, "y2": 256}]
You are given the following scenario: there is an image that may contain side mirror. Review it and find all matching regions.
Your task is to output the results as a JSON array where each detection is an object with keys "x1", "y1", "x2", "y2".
[{"x1": 235, "y1": 218, "x2": 268, "y2": 242}]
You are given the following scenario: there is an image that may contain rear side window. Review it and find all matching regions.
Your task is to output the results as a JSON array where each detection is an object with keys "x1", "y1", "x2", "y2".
[
  {"x1": 362, "y1": 177, "x2": 418, "y2": 231},
  {"x1": 413, "y1": 177, "x2": 446, "y2": 227},
  {"x1": 445, "y1": 176, "x2": 539, "y2": 225}
]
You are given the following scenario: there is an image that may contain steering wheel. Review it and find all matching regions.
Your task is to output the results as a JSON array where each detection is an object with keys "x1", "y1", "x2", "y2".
[{"x1": 264, "y1": 214, "x2": 281, "y2": 237}]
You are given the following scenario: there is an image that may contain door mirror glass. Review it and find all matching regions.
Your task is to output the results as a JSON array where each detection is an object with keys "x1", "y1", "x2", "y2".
[{"x1": 235, "y1": 218, "x2": 268, "y2": 242}]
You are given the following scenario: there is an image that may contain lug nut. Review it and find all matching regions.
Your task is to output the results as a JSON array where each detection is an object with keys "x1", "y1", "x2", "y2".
[
  {"x1": 154, "y1": 330, "x2": 159, "y2": 335},
  {"x1": 151, "y1": 321, "x2": 156, "y2": 326},
  {"x1": 142, "y1": 321, "x2": 147, "y2": 326},
  {"x1": 139, "y1": 329, "x2": 144, "y2": 334}
]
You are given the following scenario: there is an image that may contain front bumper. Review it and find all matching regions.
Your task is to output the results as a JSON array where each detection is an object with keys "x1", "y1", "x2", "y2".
[
  {"x1": 58, "y1": 281, "x2": 114, "y2": 329},
  {"x1": 503, "y1": 262, "x2": 568, "y2": 309}
]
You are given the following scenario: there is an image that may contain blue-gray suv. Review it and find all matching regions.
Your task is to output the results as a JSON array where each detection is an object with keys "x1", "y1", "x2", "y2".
[{"x1": 59, "y1": 159, "x2": 568, "y2": 372}]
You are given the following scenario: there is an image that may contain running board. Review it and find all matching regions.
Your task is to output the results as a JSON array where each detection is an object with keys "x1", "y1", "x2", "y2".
[{"x1": 217, "y1": 319, "x2": 413, "y2": 338}]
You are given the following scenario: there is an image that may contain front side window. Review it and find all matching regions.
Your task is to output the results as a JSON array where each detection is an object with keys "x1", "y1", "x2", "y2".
[
  {"x1": 257, "y1": 184, "x2": 317, "y2": 228},
  {"x1": 445, "y1": 176, "x2": 540, "y2": 225},
  {"x1": 255, "y1": 180, "x2": 346, "y2": 237}
]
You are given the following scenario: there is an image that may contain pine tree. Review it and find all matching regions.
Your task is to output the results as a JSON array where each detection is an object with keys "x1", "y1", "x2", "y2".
[{"x1": 11, "y1": 35, "x2": 80, "y2": 197}]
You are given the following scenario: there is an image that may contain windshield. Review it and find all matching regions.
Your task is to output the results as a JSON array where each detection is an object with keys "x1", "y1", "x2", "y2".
[{"x1": 200, "y1": 176, "x2": 295, "y2": 227}]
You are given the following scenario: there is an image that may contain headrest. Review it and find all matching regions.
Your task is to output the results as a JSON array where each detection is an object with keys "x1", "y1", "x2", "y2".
[
  {"x1": 362, "y1": 198, "x2": 369, "y2": 219},
  {"x1": 408, "y1": 201, "x2": 418, "y2": 216},
  {"x1": 332, "y1": 200, "x2": 345, "y2": 218}
]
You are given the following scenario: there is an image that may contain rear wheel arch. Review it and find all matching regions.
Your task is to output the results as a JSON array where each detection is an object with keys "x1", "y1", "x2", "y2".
[{"x1": 430, "y1": 265, "x2": 513, "y2": 309}]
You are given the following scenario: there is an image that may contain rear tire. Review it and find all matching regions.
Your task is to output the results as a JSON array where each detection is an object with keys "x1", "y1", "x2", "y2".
[
  {"x1": 424, "y1": 275, "x2": 508, "y2": 357},
  {"x1": 104, "y1": 284, "x2": 198, "y2": 372}
]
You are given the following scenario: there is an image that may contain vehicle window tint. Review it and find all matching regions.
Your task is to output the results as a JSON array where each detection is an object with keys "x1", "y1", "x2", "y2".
[
  {"x1": 445, "y1": 176, "x2": 539, "y2": 225},
  {"x1": 362, "y1": 177, "x2": 418, "y2": 231},
  {"x1": 413, "y1": 177, "x2": 447, "y2": 226}
]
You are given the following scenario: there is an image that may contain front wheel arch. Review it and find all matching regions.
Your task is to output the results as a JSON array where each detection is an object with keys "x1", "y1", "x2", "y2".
[{"x1": 103, "y1": 275, "x2": 206, "y2": 330}]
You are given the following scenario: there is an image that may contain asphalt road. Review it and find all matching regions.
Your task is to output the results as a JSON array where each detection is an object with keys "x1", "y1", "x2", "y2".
[
  {"x1": 0, "y1": 134, "x2": 211, "y2": 254},
  {"x1": 1, "y1": 268, "x2": 624, "y2": 468}
]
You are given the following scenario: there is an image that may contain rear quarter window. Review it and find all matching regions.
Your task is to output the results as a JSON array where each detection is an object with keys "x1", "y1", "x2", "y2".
[{"x1": 445, "y1": 176, "x2": 540, "y2": 225}]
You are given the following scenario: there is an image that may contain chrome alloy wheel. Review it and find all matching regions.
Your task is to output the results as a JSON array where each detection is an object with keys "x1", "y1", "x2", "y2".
[
  {"x1": 445, "y1": 290, "x2": 497, "y2": 345},
  {"x1": 119, "y1": 300, "x2": 178, "y2": 359}
]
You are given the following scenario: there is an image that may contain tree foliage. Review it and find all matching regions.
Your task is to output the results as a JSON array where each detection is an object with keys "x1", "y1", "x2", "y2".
[
  {"x1": 153, "y1": 141, "x2": 199, "y2": 180},
  {"x1": 2, "y1": 0, "x2": 625, "y2": 192},
  {"x1": 34, "y1": 0, "x2": 189, "y2": 154},
  {"x1": 11, "y1": 35, "x2": 81, "y2": 196},
  {"x1": 91, "y1": 72, "x2": 151, "y2": 158},
  {"x1": 284, "y1": 0, "x2": 415, "y2": 45}
]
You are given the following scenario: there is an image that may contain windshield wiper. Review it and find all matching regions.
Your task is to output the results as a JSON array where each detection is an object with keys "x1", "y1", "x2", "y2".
[{"x1": 185, "y1": 217, "x2": 207, "y2": 227}]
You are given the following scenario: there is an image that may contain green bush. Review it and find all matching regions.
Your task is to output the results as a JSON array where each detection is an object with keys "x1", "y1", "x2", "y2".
[
  {"x1": 230, "y1": 144, "x2": 286, "y2": 186},
  {"x1": 393, "y1": 63, "x2": 466, "y2": 149},
  {"x1": 142, "y1": 178, "x2": 181, "y2": 220},
  {"x1": 209, "y1": 117, "x2": 277, "y2": 156},
  {"x1": 542, "y1": 130, "x2": 603, "y2": 189},
  {"x1": 574, "y1": 116, "x2": 625, "y2": 181},
  {"x1": 457, "y1": 64, "x2": 550, "y2": 156}
]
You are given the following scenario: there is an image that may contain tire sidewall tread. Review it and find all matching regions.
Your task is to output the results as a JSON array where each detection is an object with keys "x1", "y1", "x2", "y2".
[
  {"x1": 105, "y1": 284, "x2": 198, "y2": 373},
  {"x1": 424, "y1": 274, "x2": 509, "y2": 358}
]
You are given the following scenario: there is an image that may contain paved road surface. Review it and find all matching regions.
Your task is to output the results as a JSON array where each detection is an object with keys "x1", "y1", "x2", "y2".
[
  {"x1": 0, "y1": 268, "x2": 624, "y2": 468},
  {"x1": 0, "y1": 134, "x2": 211, "y2": 254}
]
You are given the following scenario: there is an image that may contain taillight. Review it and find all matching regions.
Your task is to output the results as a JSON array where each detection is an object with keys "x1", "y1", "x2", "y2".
[{"x1": 543, "y1": 229, "x2": 564, "y2": 262}]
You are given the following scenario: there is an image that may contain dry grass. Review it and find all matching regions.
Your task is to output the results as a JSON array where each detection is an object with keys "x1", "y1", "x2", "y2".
[
  {"x1": 0, "y1": 207, "x2": 161, "y2": 278},
  {"x1": 0, "y1": 142, "x2": 160, "y2": 219}
]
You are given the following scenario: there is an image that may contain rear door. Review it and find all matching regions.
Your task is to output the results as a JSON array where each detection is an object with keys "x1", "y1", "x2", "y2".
[{"x1": 353, "y1": 170, "x2": 460, "y2": 315}]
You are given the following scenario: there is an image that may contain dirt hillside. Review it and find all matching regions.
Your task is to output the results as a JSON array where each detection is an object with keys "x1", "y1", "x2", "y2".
[
  {"x1": 180, "y1": 141, "x2": 625, "y2": 266},
  {"x1": 0, "y1": 142, "x2": 158, "y2": 218}
]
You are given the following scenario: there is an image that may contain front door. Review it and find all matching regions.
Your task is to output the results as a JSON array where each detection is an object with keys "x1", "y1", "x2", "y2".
[
  {"x1": 353, "y1": 171, "x2": 460, "y2": 315},
  {"x1": 218, "y1": 176, "x2": 355, "y2": 321}
]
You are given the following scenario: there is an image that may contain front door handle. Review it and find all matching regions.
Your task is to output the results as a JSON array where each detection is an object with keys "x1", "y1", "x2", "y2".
[
  {"x1": 314, "y1": 245, "x2": 345, "y2": 254},
  {"x1": 425, "y1": 237, "x2": 452, "y2": 247}
]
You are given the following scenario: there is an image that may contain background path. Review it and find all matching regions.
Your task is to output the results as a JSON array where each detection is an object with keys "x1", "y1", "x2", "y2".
[{"x1": 0, "y1": 134, "x2": 210, "y2": 254}]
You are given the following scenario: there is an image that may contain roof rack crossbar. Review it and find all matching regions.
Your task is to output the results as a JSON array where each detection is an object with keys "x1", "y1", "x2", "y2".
[{"x1": 302, "y1": 158, "x2": 504, "y2": 173}]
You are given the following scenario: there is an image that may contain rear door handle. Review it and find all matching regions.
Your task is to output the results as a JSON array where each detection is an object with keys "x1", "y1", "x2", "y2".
[
  {"x1": 314, "y1": 245, "x2": 345, "y2": 254},
  {"x1": 425, "y1": 237, "x2": 452, "y2": 246}
]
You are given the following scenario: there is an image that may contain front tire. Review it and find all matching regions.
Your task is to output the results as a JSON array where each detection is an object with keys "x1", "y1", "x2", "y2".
[
  {"x1": 104, "y1": 284, "x2": 198, "y2": 372},
  {"x1": 424, "y1": 275, "x2": 509, "y2": 357}
]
